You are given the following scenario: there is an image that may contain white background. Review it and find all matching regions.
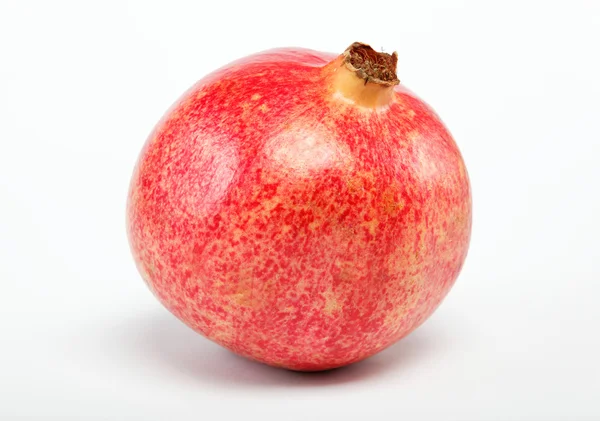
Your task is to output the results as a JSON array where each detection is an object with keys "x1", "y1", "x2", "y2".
[{"x1": 1, "y1": 0, "x2": 599, "y2": 420}]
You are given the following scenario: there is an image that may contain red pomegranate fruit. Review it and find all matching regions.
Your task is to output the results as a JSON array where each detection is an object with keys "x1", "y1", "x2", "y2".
[{"x1": 127, "y1": 42, "x2": 472, "y2": 371}]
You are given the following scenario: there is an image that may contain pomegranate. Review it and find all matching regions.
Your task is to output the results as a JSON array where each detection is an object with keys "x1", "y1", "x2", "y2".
[{"x1": 127, "y1": 42, "x2": 471, "y2": 371}]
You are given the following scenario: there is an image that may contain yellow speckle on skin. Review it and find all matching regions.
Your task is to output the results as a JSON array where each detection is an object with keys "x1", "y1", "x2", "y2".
[
  {"x1": 335, "y1": 259, "x2": 355, "y2": 283},
  {"x1": 231, "y1": 292, "x2": 251, "y2": 306},
  {"x1": 308, "y1": 220, "x2": 321, "y2": 231},
  {"x1": 262, "y1": 197, "x2": 280, "y2": 212},
  {"x1": 407, "y1": 130, "x2": 420, "y2": 142},
  {"x1": 381, "y1": 186, "x2": 405, "y2": 214},
  {"x1": 259, "y1": 104, "x2": 269, "y2": 112},
  {"x1": 211, "y1": 318, "x2": 236, "y2": 343},
  {"x1": 251, "y1": 93, "x2": 261, "y2": 101},
  {"x1": 361, "y1": 218, "x2": 379, "y2": 236},
  {"x1": 323, "y1": 288, "x2": 341, "y2": 316},
  {"x1": 232, "y1": 228, "x2": 244, "y2": 242}
]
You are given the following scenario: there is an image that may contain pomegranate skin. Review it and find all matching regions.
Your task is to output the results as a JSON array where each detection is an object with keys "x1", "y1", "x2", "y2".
[{"x1": 127, "y1": 47, "x2": 471, "y2": 371}]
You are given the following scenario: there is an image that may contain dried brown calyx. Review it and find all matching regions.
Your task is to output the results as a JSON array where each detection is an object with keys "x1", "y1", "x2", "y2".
[{"x1": 342, "y1": 42, "x2": 400, "y2": 86}]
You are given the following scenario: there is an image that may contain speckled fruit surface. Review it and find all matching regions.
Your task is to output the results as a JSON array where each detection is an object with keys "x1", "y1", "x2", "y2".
[{"x1": 127, "y1": 43, "x2": 472, "y2": 371}]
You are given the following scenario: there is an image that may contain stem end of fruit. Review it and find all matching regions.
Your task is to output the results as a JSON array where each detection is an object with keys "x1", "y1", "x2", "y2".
[{"x1": 342, "y1": 42, "x2": 399, "y2": 86}]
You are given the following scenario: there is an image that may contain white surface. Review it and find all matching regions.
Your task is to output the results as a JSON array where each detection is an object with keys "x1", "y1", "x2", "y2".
[{"x1": 1, "y1": 0, "x2": 599, "y2": 420}]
